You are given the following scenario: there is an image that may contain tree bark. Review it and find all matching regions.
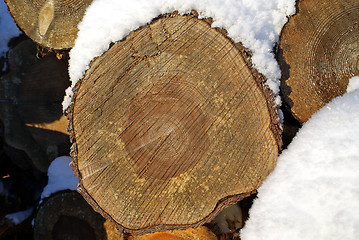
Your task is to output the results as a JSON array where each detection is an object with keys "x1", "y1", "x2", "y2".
[
  {"x1": 278, "y1": 0, "x2": 359, "y2": 123},
  {"x1": 67, "y1": 12, "x2": 281, "y2": 234},
  {"x1": 4, "y1": 0, "x2": 93, "y2": 50}
]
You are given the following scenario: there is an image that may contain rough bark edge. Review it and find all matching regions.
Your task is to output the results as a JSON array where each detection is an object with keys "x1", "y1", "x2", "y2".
[
  {"x1": 64, "y1": 10, "x2": 282, "y2": 235},
  {"x1": 277, "y1": 0, "x2": 303, "y2": 123}
]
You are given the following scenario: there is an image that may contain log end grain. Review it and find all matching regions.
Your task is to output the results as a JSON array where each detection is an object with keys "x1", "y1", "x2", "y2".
[
  {"x1": 4, "y1": 0, "x2": 93, "y2": 50},
  {"x1": 67, "y1": 12, "x2": 282, "y2": 234},
  {"x1": 279, "y1": 0, "x2": 359, "y2": 123}
]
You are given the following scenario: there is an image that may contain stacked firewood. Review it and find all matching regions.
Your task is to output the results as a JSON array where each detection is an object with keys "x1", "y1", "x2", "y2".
[{"x1": 1, "y1": 0, "x2": 357, "y2": 239}]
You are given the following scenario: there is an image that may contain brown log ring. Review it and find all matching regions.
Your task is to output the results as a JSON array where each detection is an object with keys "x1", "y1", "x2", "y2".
[
  {"x1": 4, "y1": 0, "x2": 93, "y2": 50},
  {"x1": 66, "y1": 12, "x2": 282, "y2": 234},
  {"x1": 279, "y1": 0, "x2": 359, "y2": 123},
  {"x1": 33, "y1": 190, "x2": 107, "y2": 240}
]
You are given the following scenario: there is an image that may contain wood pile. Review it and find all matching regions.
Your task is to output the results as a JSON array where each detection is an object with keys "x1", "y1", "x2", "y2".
[{"x1": 1, "y1": 0, "x2": 358, "y2": 239}]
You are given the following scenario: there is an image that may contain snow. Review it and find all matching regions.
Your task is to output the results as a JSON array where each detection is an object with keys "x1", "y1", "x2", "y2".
[
  {"x1": 40, "y1": 156, "x2": 78, "y2": 202},
  {"x1": 0, "y1": 0, "x2": 21, "y2": 58},
  {"x1": 215, "y1": 204, "x2": 243, "y2": 234},
  {"x1": 5, "y1": 208, "x2": 33, "y2": 225},
  {"x1": 347, "y1": 75, "x2": 359, "y2": 93},
  {"x1": 62, "y1": 0, "x2": 296, "y2": 111},
  {"x1": 241, "y1": 90, "x2": 359, "y2": 240}
]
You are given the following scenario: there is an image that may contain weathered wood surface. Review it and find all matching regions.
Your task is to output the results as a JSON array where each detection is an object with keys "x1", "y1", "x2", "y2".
[
  {"x1": 279, "y1": 0, "x2": 359, "y2": 123},
  {"x1": 128, "y1": 226, "x2": 217, "y2": 240},
  {"x1": 0, "y1": 40, "x2": 70, "y2": 172},
  {"x1": 4, "y1": 0, "x2": 93, "y2": 50},
  {"x1": 67, "y1": 12, "x2": 281, "y2": 234},
  {"x1": 33, "y1": 191, "x2": 108, "y2": 240}
]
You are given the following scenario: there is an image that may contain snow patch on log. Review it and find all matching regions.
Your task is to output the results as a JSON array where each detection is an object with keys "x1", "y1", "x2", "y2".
[
  {"x1": 62, "y1": 0, "x2": 296, "y2": 111},
  {"x1": 241, "y1": 90, "x2": 359, "y2": 240},
  {"x1": 40, "y1": 156, "x2": 78, "y2": 203},
  {"x1": 347, "y1": 76, "x2": 359, "y2": 93},
  {"x1": 5, "y1": 208, "x2": 33, "y2": 225}
]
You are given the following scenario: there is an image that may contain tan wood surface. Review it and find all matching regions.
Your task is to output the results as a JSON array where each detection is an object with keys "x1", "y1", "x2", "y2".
[
  {"x1": 129, "y1": 226, "x2": 217, "y2": 240},
  {"x1": 279, "y1": 0, "x2": 359, "y2": 123},
  {"x1": 68, "y1": 13, "x2": 281, "y2": 233},
  {"x1": 4, "y1": 0, "x2": 93, "y2": 50}
]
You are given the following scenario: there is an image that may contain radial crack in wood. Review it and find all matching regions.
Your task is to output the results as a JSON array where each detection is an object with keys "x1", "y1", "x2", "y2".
[
  {"x1": 4, "y1": 0, "x2": 93, "y2": 50},
  {"x1": 279, "y1": 0, "x2": 359, "y2": 123},
  {"x1": 38, "y1": 0, "x2": 55, "y2": 37},
  {"x1": 66, "y1": 13, "x2": 281, "y2": 234}
]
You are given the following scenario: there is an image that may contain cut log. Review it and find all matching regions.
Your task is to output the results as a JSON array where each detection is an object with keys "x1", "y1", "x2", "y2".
[
  {"x1": 128, "y1": 226, "x2": 217, "y2": 240},
  {"x1": 67, "y1": 12, "x2": 281, "y2": 234},
  {"x1": 4, "y1": 0, "x2": 93, "y2": 50},
  {"x1": 33, "y1": 191, "x2": 108, "y2": 240},
  {"x1": 278, "y1": 0, "x2": 359, "y2": 123},
  {"x1": 0, "y1": 40, "x2": 70, "y2": 172}
]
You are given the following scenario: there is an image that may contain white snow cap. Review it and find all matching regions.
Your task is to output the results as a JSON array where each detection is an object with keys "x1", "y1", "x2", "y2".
[
  {"x1": 0, "y1": 1, "x2": 21, "y2": 58},
  {"x1": 241, "y1": 90, "x2": 359, "y2": 240},
  {"x1": 40, "y1": 156, "x2": 78, "y2": 202},
  {"x1": 347, "y1": 75, "x2": 359, "y2": 93},
  {"x1": 63, "y1": 0, "x2": 296, "y2": 111}
]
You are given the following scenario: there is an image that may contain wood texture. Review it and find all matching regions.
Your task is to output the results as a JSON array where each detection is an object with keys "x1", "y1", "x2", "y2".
[
  {"x1": 279, "y1": 0, "x2": 359, "y2": 123},
  {"x1": 0, "y1": 40, "x2": 70, "y2": 172},
  {"x1": 33, "y1": 191, "x2": 107, "y2": 240},
  {"x1": 4, "y1": 0, "x2": 93, "y2": 50},
  {"x1": 67, "y1": 13, "x2": 281, "y2": 233},
  {"x1": 128, "y1": 226, "x2": 217, "y2": 240}
]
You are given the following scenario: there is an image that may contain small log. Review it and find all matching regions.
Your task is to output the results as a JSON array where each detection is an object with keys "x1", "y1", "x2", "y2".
[
  {"x1": 128, "y1": 226, "x2": 217, "y2": 240},
  {"x1": 278, "y1": 0, "x2": 359, "y2": 123},
  {"x1": 0, "y1": 40, "x2": 70, "y2": 172},
  {"x1": 4, "y1": 0, "x2": 93, "y2": 50},
  {"x1": 33, "y1": 191, "x2": 107, "y2": 240},
  {"x1": 67, "y1": 12, "x2": 281, "y2": 234}
]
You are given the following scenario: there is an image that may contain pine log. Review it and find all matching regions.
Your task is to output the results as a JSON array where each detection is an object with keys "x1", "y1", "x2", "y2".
[
  {"x1": 67, "y1": 12, "x2": 282, "y2": 234},
  {"x1": 33, "y1": 190, "x2": 108, "y2": 240},
  {"x1": 0, "y1": 40, "x2": 70, "y2": 172},
  {"x1": 278, "y1": 0, "x2": 359, "y2": 123},
  {"x1": 4, "y1": 0, "x2": 93, "y2": 50},
  {"x1": 128, "y1": 226, "x2": 217, "y2": 240}
]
